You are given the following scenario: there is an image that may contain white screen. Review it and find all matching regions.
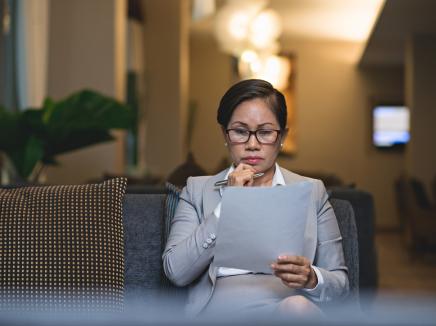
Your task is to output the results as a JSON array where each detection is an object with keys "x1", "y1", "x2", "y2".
[{"x1": 373, "y1": 106, "x2": 410, "y2": 147}]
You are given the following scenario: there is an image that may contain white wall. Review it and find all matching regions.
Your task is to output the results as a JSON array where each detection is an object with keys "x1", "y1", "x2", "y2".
[{"x1": 189, "y1": 36, "x2": 405, "y2": 228}]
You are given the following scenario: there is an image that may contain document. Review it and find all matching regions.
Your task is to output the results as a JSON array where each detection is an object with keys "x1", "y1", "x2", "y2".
[{"x1": 212, "y1": 181, "x2": 315, "y2": 274}]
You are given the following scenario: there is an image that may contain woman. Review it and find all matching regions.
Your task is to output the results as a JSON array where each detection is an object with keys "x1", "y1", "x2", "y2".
[{"x1": 162, "y1": 79, "x2": 349, "y2": 317}]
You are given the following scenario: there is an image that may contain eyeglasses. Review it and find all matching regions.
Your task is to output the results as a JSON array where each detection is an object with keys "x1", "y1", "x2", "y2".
[{"x1": 226, "y1": 128, "x2": 281, "y2": 144}]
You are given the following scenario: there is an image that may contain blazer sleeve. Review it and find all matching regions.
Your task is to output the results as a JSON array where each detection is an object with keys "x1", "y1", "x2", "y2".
[
  {"x1": 310, "y1": 180, "x2": 349, "y2": 302},
  {"x1": 162, "y1": 177, "x2": 219, "y2": 287}
]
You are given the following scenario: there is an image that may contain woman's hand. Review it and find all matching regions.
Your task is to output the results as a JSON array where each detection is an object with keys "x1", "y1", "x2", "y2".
[
  {"x1": 227, "y1": 163, "x2": 257, "y2": 187},
  {"x1": 271, "y1": 255, "x2": 318, "y2": 289}
]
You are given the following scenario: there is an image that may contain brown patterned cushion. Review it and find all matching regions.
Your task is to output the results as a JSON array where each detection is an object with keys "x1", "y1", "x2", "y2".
[{"x1": 0, "y1": 178, "x2": 127, "y2": 312}]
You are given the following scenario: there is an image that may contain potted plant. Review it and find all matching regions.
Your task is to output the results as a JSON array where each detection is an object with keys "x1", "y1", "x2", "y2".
[{"x1": 0, "y1": 89, "x2": 133, "y2": 183}]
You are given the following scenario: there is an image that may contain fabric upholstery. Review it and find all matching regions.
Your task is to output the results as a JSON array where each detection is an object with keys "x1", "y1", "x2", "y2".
[
  {"x1": 328, "y1": 187, "x2": 377, "y2": 293},
  {"x1": 123, "y1": 193, "x2": 166, "y2": 303},
  {"x1": 0, "y1": 178, "x2": 126, "y2": 312},
  {"x1": 0, "y1": 179, "x2": 362, "y2": 312},
  {"x1": 330, "y1": 198, "x2": 359, "y2": 304}
]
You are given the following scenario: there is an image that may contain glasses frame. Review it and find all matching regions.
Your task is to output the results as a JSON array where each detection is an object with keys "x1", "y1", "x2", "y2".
[{"x1": 225, "y1": 128, "x2": 282, "y2": 145}]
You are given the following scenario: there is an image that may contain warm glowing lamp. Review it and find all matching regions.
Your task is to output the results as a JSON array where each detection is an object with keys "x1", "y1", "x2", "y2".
[
  {"x1": 214, "y1": 0, "x2": 265, "y2": 56},
  {"x1": 249, "y1": 9, "x2": 282, "y2": 51},
  {"x1": 239, "y1": 54, "x2": 291, "y2": 90},
  {"x1": 214, "y1": 1, "x2": 290, "y2": 89}
]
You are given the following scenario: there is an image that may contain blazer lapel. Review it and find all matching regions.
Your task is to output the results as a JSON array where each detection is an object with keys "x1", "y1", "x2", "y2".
[
  {"x1": 202, "y1": 169, "x2": 229, "y2": 219},
  {"x1": 202, "y1": 169, "x2": 229, "y2": 289},
  {"x1": 280, "y1": 167, "x2": 305, "y2": 185}
]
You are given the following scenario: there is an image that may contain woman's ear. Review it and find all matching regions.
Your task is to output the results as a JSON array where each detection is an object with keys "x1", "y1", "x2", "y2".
[{"x1": 221, "y1": 126, "x2": 228, "y2": 146}]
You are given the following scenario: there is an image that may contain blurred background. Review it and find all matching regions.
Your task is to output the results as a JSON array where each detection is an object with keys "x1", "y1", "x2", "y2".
[{"x1": 1, "y1": 0, "x2": 436, "y2": 312}]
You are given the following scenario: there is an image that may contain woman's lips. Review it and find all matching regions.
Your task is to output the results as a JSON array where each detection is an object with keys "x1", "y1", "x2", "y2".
[{"x1": 242, "y1": 157, "x2": 263, "y2": 164}]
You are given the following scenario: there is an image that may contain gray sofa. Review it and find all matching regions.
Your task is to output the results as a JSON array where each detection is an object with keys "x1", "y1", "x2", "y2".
[
  {"x1": 123, "y1": 192, "x2": 360, "y2": 309},
  {"x1": 0, "y1": 184, "x2": 362, "y2": 324},
  {"x1": 329, "y1": 187, "x2": 378, "y2": 307}
]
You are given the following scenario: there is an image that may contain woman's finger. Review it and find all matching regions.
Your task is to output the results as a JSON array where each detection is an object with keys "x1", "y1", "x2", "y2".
[
  {"x1": 274, "y1": 271, "x2": 308, "y2": 284},
  {"x1": 280, "y1": 280, "x2": 302, "y2": 289},
  {"x1": 276, "y1": 255, "x2": 308, "y2": 266},
  {"x1": 228, "y1": 169, "x2": 256, "y2": 186},
  {"x1": 234, "y1": 163, "x2": 257, "y2": 173},
  {"x1": 271, "y1": 263, "x2": 309, "y2": 275},
  {"x1": 233, "y1": 176, "x2": 252, "y2": 186}
]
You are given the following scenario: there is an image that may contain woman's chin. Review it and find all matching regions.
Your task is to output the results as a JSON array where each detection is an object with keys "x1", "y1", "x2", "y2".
[{"x1": 245, "y1": 162, "x2": 262, "y2": 171}]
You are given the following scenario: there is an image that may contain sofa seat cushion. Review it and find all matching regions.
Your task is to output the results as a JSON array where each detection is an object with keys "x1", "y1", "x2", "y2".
[{"x1": 0, "y1": 178, "x2": 127, "y2": 312}]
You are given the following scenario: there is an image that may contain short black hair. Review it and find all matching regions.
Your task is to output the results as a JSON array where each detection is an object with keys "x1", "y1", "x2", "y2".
[{"x1": 217, "y1": 79, "x2": 287, "y2": 130}]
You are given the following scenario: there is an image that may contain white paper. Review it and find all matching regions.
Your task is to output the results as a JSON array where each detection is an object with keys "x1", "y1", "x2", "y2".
[{"x1": 212, "y1": 182, "x2": 315, "y2": 274}]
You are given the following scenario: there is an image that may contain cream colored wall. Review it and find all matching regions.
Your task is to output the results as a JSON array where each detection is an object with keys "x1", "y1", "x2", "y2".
[
  {"x1": 405, "y1": 35, "x2": 436, "y2": 195},
  {"x1": 280, "y1": 40, "x2": 405, "y2": 229},
  {"x1": 189, "y1": 36, "x2": 405, "y2": 228},
  {"x1": 189, "y1": 36, "x2": 234, "y2": 173},
  {"x1": 141, "y1": 0, "x2": 190, "y2": 178},
  {"x1": 45, "y1": 0, "x2": 126, "y2": 184}
]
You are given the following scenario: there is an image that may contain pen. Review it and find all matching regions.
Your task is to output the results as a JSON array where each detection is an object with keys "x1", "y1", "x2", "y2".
[{"x1": 214, "y1": 172, "x2": 265, "y2": 187}]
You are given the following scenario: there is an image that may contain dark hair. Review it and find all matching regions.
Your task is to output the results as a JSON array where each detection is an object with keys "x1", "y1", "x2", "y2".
[{"x1": 217, "y1": 79, "x2": 287, "y2": 130}]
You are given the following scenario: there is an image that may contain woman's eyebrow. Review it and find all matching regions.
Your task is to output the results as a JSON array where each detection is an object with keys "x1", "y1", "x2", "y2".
[
  {"x1": 230, "y1": 122, "x2": 276, "y2": 128},
  {"x1": 258, "y1": 123, "x2": 275, "y2": 127},
  {"x1": 230, "y1": 121, "x2": 249, "y2": 127}
]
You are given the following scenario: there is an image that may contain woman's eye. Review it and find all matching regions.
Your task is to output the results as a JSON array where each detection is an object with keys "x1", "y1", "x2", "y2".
[
  {"x1": 257, "y1": 130, "x2": 274, "y2": 136},
  {"x1": 234, "y1": 129, "x2": 248, "y2": 135}
]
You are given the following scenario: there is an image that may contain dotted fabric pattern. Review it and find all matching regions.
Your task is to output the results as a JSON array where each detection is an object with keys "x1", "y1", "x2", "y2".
[{"x1": 0, "y1": 178, "x2": 126, "y2": 312}]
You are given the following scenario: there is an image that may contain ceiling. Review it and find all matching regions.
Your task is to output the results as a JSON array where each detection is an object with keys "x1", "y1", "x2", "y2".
[
  {"x1": 267, "y1": 0, "x2": 384, "y2": 42},
  {"x1": 360, "y1": 0, "x2": 436, "y2": 67},
  {"x1": 191, "y1": 0, "x2": 384, "y2": 42},
  {"x1": 191, "y1": 0, "x2": 436, "y2": 67}
]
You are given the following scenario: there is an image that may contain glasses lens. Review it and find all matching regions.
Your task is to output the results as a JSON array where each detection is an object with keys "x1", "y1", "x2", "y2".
[
  {"x1": 228, "y1": 129, "x2": 249, "y2": 143},
  {"x1": 256, "y1": 130, "x2": 278, "y2": 144}
]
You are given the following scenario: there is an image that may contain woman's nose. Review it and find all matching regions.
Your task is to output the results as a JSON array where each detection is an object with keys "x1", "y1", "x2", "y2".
[{"x1": 246, "y1": 133, "x2": 260, "y2": 149}]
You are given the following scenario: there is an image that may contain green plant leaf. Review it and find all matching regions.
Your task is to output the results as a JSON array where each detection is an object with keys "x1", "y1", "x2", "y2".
[
  {"x1": 41, "y1": 97, "x2": 56, "y2": 124},
  {"x1": 41, "y1": 90, "x2": 133, "y2": 156},
  {"x1": 8, "y1": 136, "x2": 44, "y2": 179},
  {"x1": 42, "y1": 129, "x2": 114, "y2": 162},
  {"x1": 0, "y1": 89, "x2": 134, "y2": 180},
  {"x1": 1, "y1": 108, "x2": 48, "y2": 179},
  {"x1": 22, "y1": 109, "x2": 46, "y2": 136},
  {"x1": 0, "y1": 107, "x2": 29, "y2": 151},
  {"x1": 44, "y1": 90, "x2": 133, "y2": 131}
]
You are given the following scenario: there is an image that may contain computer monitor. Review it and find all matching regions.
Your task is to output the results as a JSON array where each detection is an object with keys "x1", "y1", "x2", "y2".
[{"x1": 372, "y1": 105, "x2": 410, "y2": 149}]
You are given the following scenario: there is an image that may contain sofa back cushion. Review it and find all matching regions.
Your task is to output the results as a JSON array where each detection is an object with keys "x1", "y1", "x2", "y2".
[
  {"x1": 123, "y1": 193, "x2": 166, "y2": 303},
  {"x1": 0, "y1": 178, "x2": 126, "y2": 312},
  {"x1": 330, "y1": 198, "x2": 359, "y2": 305},
  {"x1": 329, "y1": 187, "x2": 377, "y2": 296}
]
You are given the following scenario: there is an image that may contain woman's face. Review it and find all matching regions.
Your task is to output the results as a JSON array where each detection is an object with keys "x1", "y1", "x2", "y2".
[{"x1": 223, "y1": 98, "x2": 284, "y2": 173}]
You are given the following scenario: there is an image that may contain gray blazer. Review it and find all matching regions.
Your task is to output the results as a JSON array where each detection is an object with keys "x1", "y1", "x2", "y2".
[{"x1": 162, "y1": 167, "x2": 349, "y2": 316}]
